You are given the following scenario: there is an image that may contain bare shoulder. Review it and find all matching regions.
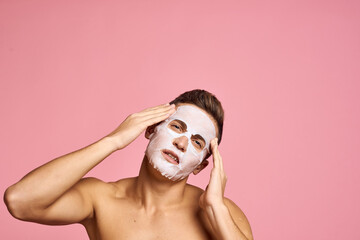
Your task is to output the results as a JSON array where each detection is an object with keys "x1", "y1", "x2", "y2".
[
  {"x1": 186, "y1": 183, "x2": 204, "y2": 192},
  {"x1": 184, "y1": 185, "x2": 253, "y2": 239},
  {"x1": 77, "y1": 177, "x2": 138, "y2": 203},
  {"x1": 76, "y1": 177, "x2": 113, "y2": 190},
  {"x1": 223, "y1": 197, "x2": 253, "y2": 240},
  {"x1": 75, "y1": 177, "x2": 122, "y2": 200},
  {"x1": 107, "y1": 177, "x2": 137, "y2": 198},
  {"x1": 75, "y1": 177, "x2": 133, "y2": 221}
]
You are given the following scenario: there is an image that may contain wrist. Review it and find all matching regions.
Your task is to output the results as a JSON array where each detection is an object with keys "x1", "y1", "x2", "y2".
[
  {"x1": 204, "y1": 196, "x2": 226, "y2": 209},
  {"x1": 203, "y1": 198, "x2": 227, "y2": 217},
  {"x1": 209, "y1": 200, "x2": 228, "y2": 213},
  {"x1": 100, "y1": 136, "x2": 121, "y2": 153}
]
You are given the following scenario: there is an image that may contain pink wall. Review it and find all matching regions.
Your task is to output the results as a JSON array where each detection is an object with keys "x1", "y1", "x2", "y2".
[{"x1": 1, "y1": 0, "x2": 359, "y2": 239}]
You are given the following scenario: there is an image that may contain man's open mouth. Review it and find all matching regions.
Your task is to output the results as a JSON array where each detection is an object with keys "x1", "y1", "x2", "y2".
[{"x1": 161, "y1": 149, "x2": 179, "y2": 165}]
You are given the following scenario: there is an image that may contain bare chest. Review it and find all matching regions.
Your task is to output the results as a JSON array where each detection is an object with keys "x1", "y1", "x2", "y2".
[{"x1": 84, "y1": 199, "x2": 211, "y2": 240}]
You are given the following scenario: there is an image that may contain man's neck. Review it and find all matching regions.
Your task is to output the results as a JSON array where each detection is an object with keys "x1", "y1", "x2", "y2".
[{"x1": 133, "y1": 156, "x2": 189, "y2": 212}]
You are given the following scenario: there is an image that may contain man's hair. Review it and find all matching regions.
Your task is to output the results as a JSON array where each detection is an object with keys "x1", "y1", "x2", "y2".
[{"x1": 169, "y1": 89, "x2": 224, "y2": 144}]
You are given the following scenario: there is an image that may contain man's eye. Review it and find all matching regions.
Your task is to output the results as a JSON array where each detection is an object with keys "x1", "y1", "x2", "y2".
[
  {"x1": 171, "y1": 124, "x2": 181, "y2": 130},
  {"x1": 193, "y1": 139, "x2": 202, "y2": 147}
]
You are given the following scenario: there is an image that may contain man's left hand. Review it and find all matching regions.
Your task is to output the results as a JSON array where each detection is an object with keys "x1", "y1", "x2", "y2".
[{"x1": 199, "y1": 138, "x2": 227, "y2": 208}]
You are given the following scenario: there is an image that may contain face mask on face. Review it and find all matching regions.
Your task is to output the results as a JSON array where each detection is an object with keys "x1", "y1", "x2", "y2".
[{"x1": 145, "y1": 105, "x2": 217, "y2": 181}]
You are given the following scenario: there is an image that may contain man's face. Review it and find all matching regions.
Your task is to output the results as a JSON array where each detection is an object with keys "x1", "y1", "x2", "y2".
[{"x1": 145, "y1": 104, "x2": 217, "y2": 181}]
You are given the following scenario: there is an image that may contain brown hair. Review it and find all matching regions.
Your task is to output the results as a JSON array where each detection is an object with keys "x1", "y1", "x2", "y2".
[{"x1": 169, "y1": 89, "x2": 224, "y2": 144}]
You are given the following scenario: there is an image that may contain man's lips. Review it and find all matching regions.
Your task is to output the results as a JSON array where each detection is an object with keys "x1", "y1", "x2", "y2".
[{"x1": 161, "y1": 149, "x2": 179, "y2": 165}]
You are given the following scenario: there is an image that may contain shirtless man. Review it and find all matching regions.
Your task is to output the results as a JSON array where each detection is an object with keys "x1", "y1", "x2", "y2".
[{"x1": 4, "y1": 90, "x2": 253, "y2": 240}]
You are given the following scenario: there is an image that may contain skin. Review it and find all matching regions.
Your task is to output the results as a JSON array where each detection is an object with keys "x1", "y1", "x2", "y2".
[{"x1": 4, "y1": 103, "x2": 253, "y2": 240}]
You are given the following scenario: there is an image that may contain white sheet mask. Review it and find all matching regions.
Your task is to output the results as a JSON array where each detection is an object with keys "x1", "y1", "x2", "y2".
[{"x1": 145, "y1": 105, "x2": 217, "y2": 181}]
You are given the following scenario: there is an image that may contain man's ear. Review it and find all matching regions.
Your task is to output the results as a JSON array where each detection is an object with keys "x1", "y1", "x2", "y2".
[
  {"x1": 145, "y1": 124, "x2": 157, "y2": 139},
  {"x1": 193, "y1": 159, "x2": 209, "y2": 175}
]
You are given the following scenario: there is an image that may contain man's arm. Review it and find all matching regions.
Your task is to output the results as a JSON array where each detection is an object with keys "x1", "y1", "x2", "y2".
[
  {"x1": 3, "y1": 103, "x2": 175, "y2": 224},
  {"x1": 206, "y1": 197, "x2": 253, "y2": 240},
  {"x1": 199, "y1": 138, "x2": 253, "y2": 240}
]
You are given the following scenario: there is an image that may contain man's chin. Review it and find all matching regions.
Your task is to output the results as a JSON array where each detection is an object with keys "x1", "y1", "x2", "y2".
[
  {"x1": 146, "y1": 155, "x2": 191, "y2": 182},
  {"x1": 146, "y1": 157, "x2": 173, "y2": 181},
  {"x1": 153, "y1": 166, "x2": 188, "y2": 182}
]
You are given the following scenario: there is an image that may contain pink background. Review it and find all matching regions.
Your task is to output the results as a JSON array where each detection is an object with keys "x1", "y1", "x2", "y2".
[{"x1": 1, "y1": 0, "x2": 359, "y2": 239}]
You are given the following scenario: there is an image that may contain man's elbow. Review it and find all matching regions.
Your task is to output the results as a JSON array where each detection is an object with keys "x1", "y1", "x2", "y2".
[{"x1": 4, "y1": 185, "x2": 33, "y2": 221}]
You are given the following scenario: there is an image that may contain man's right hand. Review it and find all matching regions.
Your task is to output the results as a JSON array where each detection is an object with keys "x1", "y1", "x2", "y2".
[
  {"x1": 106, "y1": 103, "x2": 176, "y2": 151},
  {"x1": 4, "y1": 102, "x2": 175, "y2": 225}
]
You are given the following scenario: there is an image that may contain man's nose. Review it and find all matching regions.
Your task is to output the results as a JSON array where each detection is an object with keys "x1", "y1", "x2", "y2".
[{"x1": 173, "y1": 135, "x2": 188, "y2": 152}]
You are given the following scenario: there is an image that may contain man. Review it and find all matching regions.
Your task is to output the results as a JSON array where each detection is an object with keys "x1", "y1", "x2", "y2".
[{"x1": 4, "y1": 89, "x2": 253, "y2": 240}]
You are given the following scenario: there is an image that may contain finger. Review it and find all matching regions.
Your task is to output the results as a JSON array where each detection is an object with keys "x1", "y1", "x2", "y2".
[
  {"x1": 143, "y1": 109, "x2": 175, "y2": 126},
  {"x1": 213, "y1": 138, "x2": 225, "y2": 172},
  {"x1": 146, "y1": 103, "x2": 170, "y2": 110},
  {"x1": 141, "y1": 103, "x2": 173, "y2": 114},
  {"x1": 138, "y1": 104, "x2": 175, "y2": 117},
  {"x1": 213, "y1": 138, "x2": 225, "y2": 173},
  {"x1": 216, "y1": 142, "x2": 224, "y2": 173},
  {"x1": 210, "y1": 138, "x2": 219, "y2": 169},
  {"x1": 143, "y1": 105, "x2": 175, "y2": 121}
]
